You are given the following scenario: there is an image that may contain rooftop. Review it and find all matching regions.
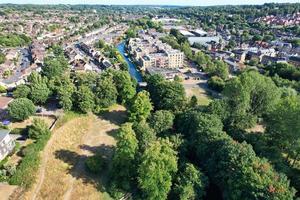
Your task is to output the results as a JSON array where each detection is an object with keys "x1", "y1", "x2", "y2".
[{"x1": 0, "y1": 129, "x2": 10, "y2": 142}]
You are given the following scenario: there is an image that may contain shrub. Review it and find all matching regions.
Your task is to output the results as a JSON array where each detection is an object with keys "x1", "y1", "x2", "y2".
[
  {"x1": 13, "y1": 84, "x2": 30, "y2": 98},
  {"x1": 0, "y1": 85, "x2": 6, "y2": 93},
  {"x1": 28, "y1": 119, "x2": 50, "y2": 140},
  {"x1": 9, "y1": 133, "x2": 50, "y2": 188}
]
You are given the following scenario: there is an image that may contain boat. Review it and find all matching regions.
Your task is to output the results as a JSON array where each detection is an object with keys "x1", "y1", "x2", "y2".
[{"x1": 124, "y1": 53, "x2": 128, "y2": 57}]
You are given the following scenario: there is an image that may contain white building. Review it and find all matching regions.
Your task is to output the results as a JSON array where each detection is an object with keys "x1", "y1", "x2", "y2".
[{"x1": 0, "y1": 129, "x2": 15, "y2": 161}]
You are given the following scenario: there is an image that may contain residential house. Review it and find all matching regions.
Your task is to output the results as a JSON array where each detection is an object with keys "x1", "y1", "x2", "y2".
[
  {"x1": 261, "y1": 55, "x2": 287, "y2": 65},
  {"x1": 232, "y1": 49, "x2": 247, "y2": 63},
  {"x1": 0, "y1": 129, "x2": 15, "y2": 161}
]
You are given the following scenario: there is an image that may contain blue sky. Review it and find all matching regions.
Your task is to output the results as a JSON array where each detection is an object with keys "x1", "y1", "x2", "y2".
[{"x1": 0, "y1": 0, "x2": 299, "y2": 6}]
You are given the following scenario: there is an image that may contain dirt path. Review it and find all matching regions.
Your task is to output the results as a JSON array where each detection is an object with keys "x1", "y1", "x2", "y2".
[
  {"x1": 30, "y1": 121, "x2": 59, "y2": 200},
  {"x1": 21, "y1": 105, "x2": 126, "y2": 200}
]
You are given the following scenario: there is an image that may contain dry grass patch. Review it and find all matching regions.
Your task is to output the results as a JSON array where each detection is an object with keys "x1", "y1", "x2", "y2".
[
  {"x1": 36, "y1": 116, "x2": 92, "y2": 200},
  {"x1": 22, "y1": 105, "x2": 127, "y2": 200},
  {"x1": 9, "y1": 116, "x2": 56, "y2": 130}
]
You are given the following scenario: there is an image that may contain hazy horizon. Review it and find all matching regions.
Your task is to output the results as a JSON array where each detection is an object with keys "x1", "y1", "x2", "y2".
[{"x1": 0, "y1": 0, "x2": 299, "y2": 7}]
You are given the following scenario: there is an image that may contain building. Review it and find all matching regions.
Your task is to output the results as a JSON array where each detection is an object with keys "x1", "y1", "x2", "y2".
[
  {"x1": 30, "y1": 42, "x2": 46, "y2": 65},
  {"x1": 232, "y1": 49, "x2": 247, "y2": 63},
  {"x1": 261, "y1": 56, "x2": 287, "y2": 65},
  {"x1": 146, "y1": 67, "x2": 181, "y2": 80},
  {"x1": 0, "y1": 129, "x2": 15, "y2": 161},
  {"x1": 187, "y1": 36, "x2": 222, "y2": 46},
  {"x1": 129, "y1": 35, "x2": 184, "y2": 70}
]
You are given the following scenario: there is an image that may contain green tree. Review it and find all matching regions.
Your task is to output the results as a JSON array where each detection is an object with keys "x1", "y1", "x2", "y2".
[
  {"x1": 50, "y1": 45, "x2": 64, "y2": 57},
  {"x1": 176, "y1": 111, "x2": 296, "y2": 200},
  {"x1": 208, "y1": 76, "x2": 225, "y2": 92},
  {"x1": 265, "y1": 95, "x2": 300, "y2": 156},
  {"x1": 174, "y1": 163, "x2": 208, "y2": 200},
  {"x1": 50, "y1": 74, "x2": 75, "y2": 111},
  {"x1": 76, "y1": 85, "x2": 95, "y2": 113},
  {"x1": 13, "y1": 84, "x2": 30, "y2": 98},
  {"x1": 205, "y1": 60, "x2": 229, "y2": 80},
  {"x1": 149, "y1": 110, "x2": 174, "y2": 134},
  {"x1": 147, "y1": 75, "x2": 186, "y2": 111},
  {"x1": 8, "y1": 98, "x2": 35, "y2": 121},
  {"x1": 27, "y1": 72, "x2": 50, "y2": 105},
  {"x1": 42, "y1": 56, "x2": 68, "y2": 79},
  {"x1": 112, "y1": 70, "x2": 136, "y2": 105},
  {"x1": 28, "y1": 118, "x2": 50, "y2": 140},
  {"x1": 128, "y1": 91, "x2": 152, "y2": 122},
  {"x1": 112, "y1": 123, "x2": 138, "y2": 190},
  {"x1": 94, "y1": 75, "x2": 117, "y2": 108},
  {"x1": 133, "y1": 120, "x2": 156, "y2": 151},
  {"x1": 138, "y1": 139, "x2": 178, "y2": 200},
  {"x1": 189, "y1": 95, "x2": 198, "y2": 108},
  {"x1": 223, "y1": 71, "x2": 280, "y2": 129}
]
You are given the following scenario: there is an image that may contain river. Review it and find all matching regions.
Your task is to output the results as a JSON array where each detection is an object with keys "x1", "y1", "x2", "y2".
[{"x1": 117, "y1": 42, "x2": 143, "y2": 82}]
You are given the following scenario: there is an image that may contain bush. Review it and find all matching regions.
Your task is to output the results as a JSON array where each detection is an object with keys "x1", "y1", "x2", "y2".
[
  {"x1": 8, "y1": 98, "x2": 36, "y2": 121},
  {"x1": 28, "y1": 119, "x2": 50, "y2": 140},
  {"x1": 0, "y1": 164, "x2": 16, "y2": 182},
  {"x1": 85, "y1": 155, "x2": 105, "y2": 174},
  {"x1": 0, "y1": 85, "x2": 6, "y2": 93},
  {"x1": 13, "y1": 84, "x2": 30, "y2": 98},
  {"x1": 9, "y1": 133, "x2": 50, "y2": 188}
]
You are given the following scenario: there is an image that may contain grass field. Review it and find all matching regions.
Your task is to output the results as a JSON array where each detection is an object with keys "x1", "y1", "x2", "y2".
[{"x1": 185, "y1": 87, "x2": 212, "y2": 106}]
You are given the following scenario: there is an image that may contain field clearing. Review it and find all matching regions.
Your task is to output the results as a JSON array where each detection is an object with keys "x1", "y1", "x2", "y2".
[
  {"x1": 185, "y1": 87, "x2": 212, "y2": 106},
  {"x1": 21, "y1": 105, "x2": 126, "y2": 200}
]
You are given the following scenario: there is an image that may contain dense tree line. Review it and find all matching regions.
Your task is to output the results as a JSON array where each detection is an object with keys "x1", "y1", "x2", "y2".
[
  {"x1": 10, "y1": 47, "x2": 136, "y2": 119},
  {"x1": 107, "y1": 70, "x2": 298, "y2": 199}
]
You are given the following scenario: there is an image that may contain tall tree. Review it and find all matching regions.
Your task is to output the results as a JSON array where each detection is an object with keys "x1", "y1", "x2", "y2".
[
  {"x1": 112, "y1": 70, "x2": 136, "y2": 105},
  {"x1": 50, "y1": 74, "x2": 75, "y2": 110},
  {"x1": 42, "y1": 56, "x2": 68, "y2": 79},
  {"x1": 174, "y1": 163, "x2": 208, "y2": 200},
  {"x1": 265, "y1": 95, "x2": 300, "y2": 157},
  {"x1": 27, "y1": 72, "x2": 50, "y2": 105},
  {"x1": 94, "y1": 74, "x2": 117, "y2": 109},
  {"x1": 222, "y1": 71, "x2": 281, "y2": 129},
  {"x1": 76, "y1": 85, "x2": 95, "y2": 113},
  {"x1": 112, "y1": 123, "x2": 138, "y2": 190},
  {"x1": 138, "y1": 139, "x2": 177, "y2": 200},
  {"x1": 128, "y1": 91, "x2": 152, "y2": 122},
  {"x1": 133, "y1": 120, "x2": 156, "y2": 151},
  {"x1": 138, "y1": 139, "x2": 178, "y2": 200},
  {"x1": 149, "y1": 110, "x2": 174, "y2": 134}
]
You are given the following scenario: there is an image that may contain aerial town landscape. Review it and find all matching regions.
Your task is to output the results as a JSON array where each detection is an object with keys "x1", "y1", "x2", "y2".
[{"x1": 0, "y1": 1, "x2": 299, "y2": 200}]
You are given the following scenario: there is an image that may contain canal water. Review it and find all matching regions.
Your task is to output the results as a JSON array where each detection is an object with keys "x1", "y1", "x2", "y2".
[{"x1": 117, "y1": 42, "x2": 143, "y2": 82}]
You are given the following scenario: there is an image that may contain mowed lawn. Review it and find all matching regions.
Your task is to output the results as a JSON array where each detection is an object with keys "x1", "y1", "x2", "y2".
[{"x1": 22, "y1": 105, "x2": 127, "y2": 200}]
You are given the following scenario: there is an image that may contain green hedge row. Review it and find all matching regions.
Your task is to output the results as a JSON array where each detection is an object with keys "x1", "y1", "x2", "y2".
[{"x1": 9, "y1": 133, "x2": 51, "y2": 188}]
